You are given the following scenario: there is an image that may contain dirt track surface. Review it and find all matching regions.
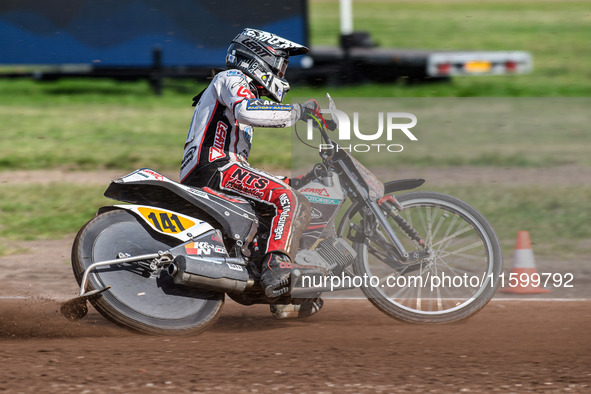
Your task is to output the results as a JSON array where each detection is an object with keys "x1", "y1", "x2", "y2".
[{"x1": 1, "y1": 299, "x2": 590, "y2": 393}]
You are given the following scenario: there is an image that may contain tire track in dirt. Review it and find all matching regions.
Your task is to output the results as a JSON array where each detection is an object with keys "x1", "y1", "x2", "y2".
[{"x1": 1, "y1": 299, "x2": 590, "y2": 392}]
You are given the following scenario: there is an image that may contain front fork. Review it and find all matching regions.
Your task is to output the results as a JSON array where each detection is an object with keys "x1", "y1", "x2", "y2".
[{"x1": 351, "y1": 196, "x2": 430, "y2": 264}]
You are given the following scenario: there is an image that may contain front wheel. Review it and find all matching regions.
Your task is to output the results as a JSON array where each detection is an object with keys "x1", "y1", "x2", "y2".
[
  {"x1": 71, "y1": 209, "x2": 224, "y2": 335},
  {"x1": 343, "y1": 191, "x2": 502, "y2": 324}
]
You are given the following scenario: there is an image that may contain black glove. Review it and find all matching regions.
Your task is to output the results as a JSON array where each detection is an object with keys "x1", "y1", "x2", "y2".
[{"x1": 288, "y1": 169, "x2": 316, "y2": 189}]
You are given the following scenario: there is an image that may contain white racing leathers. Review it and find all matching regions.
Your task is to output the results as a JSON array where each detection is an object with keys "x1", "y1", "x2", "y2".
[
  {"x1": 180, "y1": 69, "x2": 309, "y2": 257},
  {"x1": 181, "y1": 69, "x2": 298, "y2": 178}
]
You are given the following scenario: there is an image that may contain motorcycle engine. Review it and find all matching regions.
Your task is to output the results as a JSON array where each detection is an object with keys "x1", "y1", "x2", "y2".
[{"x1": 295, "y1": 237, "x2": 356, "y2": 275}]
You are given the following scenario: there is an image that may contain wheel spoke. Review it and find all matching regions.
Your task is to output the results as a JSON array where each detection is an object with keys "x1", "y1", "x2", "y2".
[
  {"x1": 429, "y1": 207, "x2": 446, "y2": 244},
  {"x1": 437, "y1": 247, "x2": 485, "y2": 262},
  {"x1": 431, "y1": 223, "x2": 472, "y2": 249}
]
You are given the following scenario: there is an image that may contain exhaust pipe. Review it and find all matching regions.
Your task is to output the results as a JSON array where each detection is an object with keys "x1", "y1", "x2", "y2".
[{"x1": 168, "y1": 255, "x2": 253, "y2": 293}]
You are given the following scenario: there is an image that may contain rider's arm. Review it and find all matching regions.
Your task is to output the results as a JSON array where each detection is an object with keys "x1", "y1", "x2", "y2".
[
  {"x1": 233, "y1": 99, "x2": 298, "y2": 128},
  {"x1": 234, "y1": 97, "x2": 320, "y2": 128}
]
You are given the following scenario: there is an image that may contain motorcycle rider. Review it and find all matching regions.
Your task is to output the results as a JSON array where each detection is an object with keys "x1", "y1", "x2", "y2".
[{"x1": 180, "y1": 28, "x2": 322, "y2": 317}]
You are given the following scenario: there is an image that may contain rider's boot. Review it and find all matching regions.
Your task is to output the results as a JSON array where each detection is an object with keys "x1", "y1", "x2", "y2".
[
  {"x1": 270, "y1": 298, "x2": 324, "y2": 319},
  {"x1": 260, "y1": 252, "x2": 293, "y2": 298}
]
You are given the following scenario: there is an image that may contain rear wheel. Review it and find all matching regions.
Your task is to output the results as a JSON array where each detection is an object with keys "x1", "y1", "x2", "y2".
[
  {"x1": 72, "y1": 209, "x2": 224, "y2": 335},
  {"x1": 340, "y1": 191, "x2": 502, "y2": 323}
]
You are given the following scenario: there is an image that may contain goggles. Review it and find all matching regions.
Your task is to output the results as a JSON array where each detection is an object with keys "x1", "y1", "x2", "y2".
[{"x1": 273, "y1": 56, "x2": 289, "y2": 78}]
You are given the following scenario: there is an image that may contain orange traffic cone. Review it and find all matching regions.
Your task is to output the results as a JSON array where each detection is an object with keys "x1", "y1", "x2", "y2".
[{"x1": 500, "y1": 231, "x2": 550, "y2": 294}]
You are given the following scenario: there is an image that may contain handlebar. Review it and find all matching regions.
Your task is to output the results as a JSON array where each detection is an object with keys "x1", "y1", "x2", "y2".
[{"x1": 295, "y1": 94, "x2": 339, "y2": 160}]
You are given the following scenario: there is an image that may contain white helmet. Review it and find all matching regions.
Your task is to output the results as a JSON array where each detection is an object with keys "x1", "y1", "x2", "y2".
[{"x1": 226, "y1": 28, "x2": 308, "y2": 102}]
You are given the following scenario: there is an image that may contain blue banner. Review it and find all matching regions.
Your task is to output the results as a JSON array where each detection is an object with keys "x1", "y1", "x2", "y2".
[{"x1": 0, "y1": 0, "x2": 307, "y2": 67}]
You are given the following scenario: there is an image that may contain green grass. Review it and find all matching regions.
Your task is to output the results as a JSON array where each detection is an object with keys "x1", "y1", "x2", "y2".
[
  {"x1": 0, "y1": 184, "x2": 111, "y2": 241},
  {"x1": 0, "y1": 81, "x2": 191, "y2": 171}
]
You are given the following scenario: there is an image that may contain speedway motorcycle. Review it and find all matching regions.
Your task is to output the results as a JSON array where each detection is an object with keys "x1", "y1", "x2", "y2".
[{"x1": 62, "y1": 95, "x2": 502, "y2": 335}]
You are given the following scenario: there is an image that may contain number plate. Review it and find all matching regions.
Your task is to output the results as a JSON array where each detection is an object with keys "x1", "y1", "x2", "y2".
[
  {"x1": 137, "y1": 207, "x2": 195, "y2": 234},
  {"x1": 464, "y1": 60, "x2": 492, "y2": 73}
]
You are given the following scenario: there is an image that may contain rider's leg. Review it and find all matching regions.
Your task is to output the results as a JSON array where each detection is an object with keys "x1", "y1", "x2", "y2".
[
  {"x1": 183, "y1": 161, "x2": 324, "y2": 312},
  {"x1": 215, "y1": 162, "x2": 311, "y2": 297}
]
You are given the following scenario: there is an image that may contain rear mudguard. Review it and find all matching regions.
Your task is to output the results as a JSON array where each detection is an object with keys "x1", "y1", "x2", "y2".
[{"x1": 102, "y1": 168, "x2": 259, "y2": 247}]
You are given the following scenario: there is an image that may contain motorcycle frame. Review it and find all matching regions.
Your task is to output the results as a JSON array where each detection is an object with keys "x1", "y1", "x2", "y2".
[{"x1": 308, "y1": 116, "x2": 424, "y2": 263}]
